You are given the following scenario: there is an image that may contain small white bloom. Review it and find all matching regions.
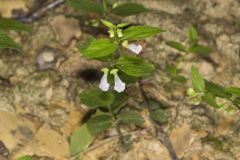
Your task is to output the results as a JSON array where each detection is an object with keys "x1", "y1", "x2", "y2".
[
  {"x1": 110, "y1": 69, "x2": 126, "y2": 93},
  {"x1": 108, "y1": 30, "x2": 115, "y2": 38},
  {"x1": 127, "y1": 43, "x2": 142, "y2": 54},
  {"x1": 99, "y1": 68, "x2": 110, "y2": 91},
  {"x1": 117, "y1": 28, "x2": 123, "y2": 38}
]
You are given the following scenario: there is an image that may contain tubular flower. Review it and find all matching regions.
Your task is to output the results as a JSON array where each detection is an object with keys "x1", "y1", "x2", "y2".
[
  {"x1": 99, "y1": 68, "x2": 110, "y2": 91},
  {"x1": 108, "y1": 29, "x2": 115, "y2": 38},
  {"x1": 110, "y1": 69, "x2": 126, "y2": 93},
  {"x1": 127, "y1": 43, "x2": 142, "y2": 54},
  {"x1": 117, "y1": 28, "x2": 123, "y2": 38}
]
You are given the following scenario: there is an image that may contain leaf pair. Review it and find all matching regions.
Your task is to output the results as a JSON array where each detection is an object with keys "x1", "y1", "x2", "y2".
[
  {"x1": 191, "y1": 66, "x2": 240, "y2": 110},
  {"x1": 166, "y1": 26, "x2": 211, "y2": 55},
  {"x1": 164, "y1": 64, "x2": 187, "y2": 83}
]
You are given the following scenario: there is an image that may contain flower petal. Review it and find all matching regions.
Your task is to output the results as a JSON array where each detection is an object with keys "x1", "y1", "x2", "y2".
[
  {"x1": 114, "y1": 74, "x2": 126, "y2": 93},
  {"x1": 127, "y1": 43, "x2": 142, "y2": 54},
  {"x1": 99, "y1": 68, "x2": 110, "y2": 91},
  {"x1": 99, "y1": 74, "x2": 110, "y2": 91}
]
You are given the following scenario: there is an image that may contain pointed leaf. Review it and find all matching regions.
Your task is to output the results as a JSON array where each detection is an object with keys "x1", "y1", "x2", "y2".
[
  {"x1": 66, "y1": 0, "x2": 104, "y2": 14},
  {"x1": 0, "y1": 19, "x2": 31, "y2": 32},
  {"x1": 70, "y1": 124, "x2": 95, "y2": 156},
  {"x1": 205, "y1": 80, "x2": 231, "y2": 99},
  {"x1": 233, "y1": 97, "x2": 240, "y2": 109},
  {"x1": 188, "y1": 44, "x2": 212, "y2": 55},
  {"x1": 164, "y1": 64, "x2": 178, "y2": 76},
  {"x1": 117, "y1": 23, "x2": 129, "y2": 28},
  {"x1": 116, "y1": 55, "x2": 155, "y2": 77},
  {"x1": 191, "y1": 65, "x2": 205, "y2": 92},
  {"x1": 80, "y1": 89, "x2": 115, "y2": 109},
  {"x1": 150, "y1": 109, "x2": 168, "y2": 124},
  {"x1": 226, "y1": 87, "x2": 240, "y2": 97},
  {"x1": 122, "y1": 26, "x2": 164, "y2": 41},
  {"x1": 112, "y1": 3, "x2": 147, "y2": 17},
  {"x1": 117, "y1": 111, "x2": 144, "y2": 125},
  {"x1": 202, "y1": 93, "x2": 219, "y2": 108},
  {"x1": 188, "y1": 26, "x2": 198, "y2": 44},
  {"x1": 111, "y1": 92, "x2": 128, "y2": 111},
  {"x1": 0, "y1": 31, "x2": 21, "y2": 50},
  {"x1": 101, "y1": 19, "x2": 115, "y2": 28},
  {"x1": 166, "y1": 41, "x2": 186, "y2": 52},
  {"x1": 87, "y1": 114, "x2": 113, "y2": 134},
  {"x1": 81, "y1": 39, "x2": 117, "y2": 59}
]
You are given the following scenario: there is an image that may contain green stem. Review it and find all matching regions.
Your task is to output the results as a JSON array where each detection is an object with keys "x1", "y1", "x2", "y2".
[{"x1": 108, "y1": 106, "x2": 125, "y2": 147}]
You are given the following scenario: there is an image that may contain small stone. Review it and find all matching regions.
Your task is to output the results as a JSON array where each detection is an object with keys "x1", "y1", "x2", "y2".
[
  {"x1": 36, "y1": 47, "x2": 65, "y2": 70},
  {"x1": 42, "y1": 52, "x2": 55, "y2": 62}
]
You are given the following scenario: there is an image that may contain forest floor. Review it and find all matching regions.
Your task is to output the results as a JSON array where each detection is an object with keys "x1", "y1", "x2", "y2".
[{"x1": 0, "y1": 0, "x2": 240, "y2": 160}]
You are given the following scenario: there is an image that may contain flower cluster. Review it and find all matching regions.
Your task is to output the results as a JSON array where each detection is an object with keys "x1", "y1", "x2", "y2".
[{"x1": 99, "y1": 68, "x2": 126, "y2": 93}]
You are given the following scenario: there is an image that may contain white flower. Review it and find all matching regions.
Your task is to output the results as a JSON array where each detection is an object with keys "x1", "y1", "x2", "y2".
[
  {"x1": 117, "y1": 28, "x2": 123, "y2": 38},
  {"x1": 110, "y1": 69, "x2": 126, "y2": 93},
  {"x1": 108, "y1": 30, "x2": 115, "y2": 38},
  {"x1": 99, "y1": 68, "x2": 110, "y2": 91},
  {"x1": 127, "y1": 43, "x2": 142, "y2": 54}
]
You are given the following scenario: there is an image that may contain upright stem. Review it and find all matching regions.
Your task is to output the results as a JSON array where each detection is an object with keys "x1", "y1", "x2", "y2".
[{"x1": 108, "y1": 106, "x2": 125, "y2": 148}]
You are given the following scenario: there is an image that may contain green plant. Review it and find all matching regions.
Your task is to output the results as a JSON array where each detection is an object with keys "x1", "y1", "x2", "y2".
[
  {"x1": 165, "y1": 26, "x2": 240, "y2": 111},
  {"x1": 0, "y1": 18, "x2": 31, "y2": 50},
  {"x1": 16, "y1": 155, "x2": 32, "y2": 160},
  {"x1": 70, "y1": 17, "x2": 164, "y2": 158},
  {"x1": 65, "y1": 0, "x2": 239, "y2": 159}
]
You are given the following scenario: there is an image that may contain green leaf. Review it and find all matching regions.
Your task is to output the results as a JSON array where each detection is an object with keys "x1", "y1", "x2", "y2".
[
  {"x1": 188, "y1": 26, "x2": 198, "y2": 44},
  {"x1": 117, "y1": 111, "x2": 144, "y2": 126},
  {"x1": 122, "y1": 26, "x2": 164, "y2": 41},
  {"x1": 111, "y1": 92, "x2": 128, "y2": 111},
  {"x1": 233, "y1": 97, "x2": 240, "y2": 109},
  {"x1": 226, "y1": 87, "x2": 240, "y2": 97},
  {"x1": 17, "y1": 155, "x2": 32, "y2": 160},
  {"x1": 0, "y1": 31, "x2": 21, "y2": 50},
  {"x1": 188, "y1": 44, "x2": 212, "y2": 55},
  {"x1": 116, "y1": 55, "x2": 155, "y2": 77},
  {"x1": 87, "y1": 114, "x2": 113, "y2": 134},
  {"x1": 164, "y1": 64, "x2": 178, "y2": 76},
  {"x1": 80, "y1": 89, "x2": 115, "y2": 109},
  {"x1": 66, "y1": 0, "x2": 104, "y2": 14},
  {"x1": 148, "y1": 100, "x2": 160, "y2": 111},
  {"x1": 77, "y1": 37, "x2": 95, "y2": 53},
  {"x1": 150, "y1": 109, "x2": 168, "y2": 124},
  {"x1": 191, "y1": 65, "x2": 205, "y2": 92},
  {"x1": 81, "y1": 38, "x2": 117, "y2": 59},
  {"x1": 117, "y1": 23, "x2": 129, "y2": 28},
  {"x1": 112, "y1": 3, "x2": 147, "y2": 17},
  {"x1": 0, "y1": 19, "x2": 31, "y2": 32},
  {"x1": 70, "y1": 124, "x2": 95, "y2": 156},
  {"x1": 118, "y1": 71, "x2": 138, "y2": 84},
  {"x1": 202, "y1": 93, "x2": 219, "y2": 108},
  {"x1": 101, "y1": 19, "x2": 115, "y2": 28},
  {"x1": 166, "y1": 41, "x2": 186, "y2": 52},
  {"x1": 205, "y1": 80, "x2": 231, "y2": 99},
  {"x1": 173, "y1": 75, "x2": 187, "y2": 83}
]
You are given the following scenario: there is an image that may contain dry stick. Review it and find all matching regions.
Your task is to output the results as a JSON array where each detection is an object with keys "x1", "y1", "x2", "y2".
[
  {"x1": 137, "y1": 80, "x2": 179, "y2": 160},
  {"x1": 18, "y1": 0, "x2": 65, "y2": 23}
]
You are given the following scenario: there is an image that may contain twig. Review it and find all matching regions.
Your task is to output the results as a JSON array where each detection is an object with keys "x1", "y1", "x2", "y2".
[
  {"x1": 137, "y1": 80, "x2": 179, "y2": 160},
  {"x1": 18, "y1": 0, "x2": 65, "y2": 23}
]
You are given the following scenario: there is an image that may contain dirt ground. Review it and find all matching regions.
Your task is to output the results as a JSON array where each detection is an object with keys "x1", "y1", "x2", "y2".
[{"x1": 0, "y1": 0, "x2": 240, "y2": 160}]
